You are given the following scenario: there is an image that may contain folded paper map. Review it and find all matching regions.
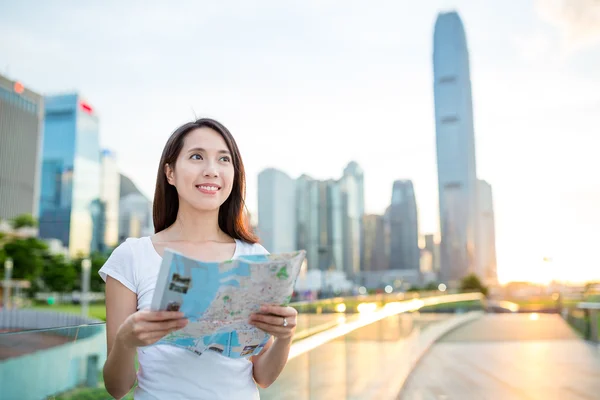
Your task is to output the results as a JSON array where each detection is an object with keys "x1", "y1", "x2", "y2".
[{"x1": 150, "y1": 249, "x2": 306, "y2": 358}]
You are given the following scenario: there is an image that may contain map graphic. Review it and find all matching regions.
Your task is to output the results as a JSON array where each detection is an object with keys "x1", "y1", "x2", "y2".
[{"x1": 150, "y1": 250, "x2": 306, "y2": 358}]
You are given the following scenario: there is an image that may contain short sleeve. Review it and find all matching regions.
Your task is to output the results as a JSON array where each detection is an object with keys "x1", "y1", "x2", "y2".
[
  {"x1": 98, "y1": 240, "x2": 137, "y2": 293},
  {"x1": 252, "y1": 243, "x2": 270, "y2": 255}
]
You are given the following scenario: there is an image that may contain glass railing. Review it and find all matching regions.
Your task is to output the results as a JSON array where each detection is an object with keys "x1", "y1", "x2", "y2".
[{"x1": 0, "y1": 293, "x2": 484, "y2": 400}]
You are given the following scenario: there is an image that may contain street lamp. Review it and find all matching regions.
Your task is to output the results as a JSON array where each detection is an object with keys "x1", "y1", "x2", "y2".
[
  {"x1": 3, "y1": 258, "x2": 13, "y2": 309},
  {"x1": 81, "y1": 258, "x2": 91, "y2": 318}
]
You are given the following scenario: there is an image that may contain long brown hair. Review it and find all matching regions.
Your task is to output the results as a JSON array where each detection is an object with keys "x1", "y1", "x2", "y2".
[{"x1": 152, "y1": 118, "x2": 258, "y2": 243}]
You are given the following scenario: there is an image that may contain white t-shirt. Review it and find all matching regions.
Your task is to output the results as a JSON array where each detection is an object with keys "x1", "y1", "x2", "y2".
[{"x1": 99, "y1": 236, "x2": 269, "y2": 400}]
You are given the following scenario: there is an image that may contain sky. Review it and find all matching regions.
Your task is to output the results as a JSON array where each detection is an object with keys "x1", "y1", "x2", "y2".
[{"x1": 1, "y1": 0, "x2": 599, "y2": 284}]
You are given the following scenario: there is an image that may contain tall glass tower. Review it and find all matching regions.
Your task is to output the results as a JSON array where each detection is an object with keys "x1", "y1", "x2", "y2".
[
  {"x1": 433, "y1": 11, "x2": 478, "y2": 284},
  {"x1": 39, "y1": 94, "x2": 102, "y2": 256}
]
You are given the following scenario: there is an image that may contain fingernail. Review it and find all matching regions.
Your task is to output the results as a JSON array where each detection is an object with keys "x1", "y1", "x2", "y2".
[{"x1": 260, "y1": 306, "x2": 267, "y2": 311}]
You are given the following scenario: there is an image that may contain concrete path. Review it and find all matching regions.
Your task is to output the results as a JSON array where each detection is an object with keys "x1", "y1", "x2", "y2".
[{"x1": 399, "y1": 313, "x2": 600, "y2": 400}]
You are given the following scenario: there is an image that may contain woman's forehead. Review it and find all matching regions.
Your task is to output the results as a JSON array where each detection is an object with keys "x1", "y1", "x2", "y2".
[{"x1": 183, "y1": 127, "x2": 229, "y2": 150}]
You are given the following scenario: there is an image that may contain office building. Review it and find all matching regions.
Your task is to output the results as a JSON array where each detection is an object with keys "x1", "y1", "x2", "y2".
[
  {"x1": 39, "y1": 94, "x2": 101, "y2": 256},
  {"x1": 389, "y1": 180, "x2": 420, "y2": 284},
  {"x1": 433, "y1": 11, "x2": 479, "y2": 284},
  {"x1": 100, "y1": 150, "x2": 120, "y2": 251},
  {"x1": 361, "y1": 214, "x2": 388, "y2": 272},
  {"x1": 118, "y1": 173, "x2": 153, "y2": 241},
  {"x1": 0, "y1": 74, "x2": 44, "y2": 221},
  {"x1": 476, "y1": 179, "x2": 498, "y2": 285},
  {"x1": 257, "y1": 168, "x2": 297, "y2": 253}
]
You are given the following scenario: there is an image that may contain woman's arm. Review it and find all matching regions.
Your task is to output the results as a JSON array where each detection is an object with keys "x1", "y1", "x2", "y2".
[
  {"x1": 249, "y1": 305, "x2": 298, "y2": 388},
  {"x1": 103, "y1": 277, "x2": 138, "y2": 399},
  {"x1": 103, "y1": 277, "x2": 188, "y2": 399}
]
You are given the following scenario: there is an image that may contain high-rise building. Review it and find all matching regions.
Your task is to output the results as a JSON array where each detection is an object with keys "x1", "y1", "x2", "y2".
[
  {"x1": 118, "y1": 173, "x2": 153, "y2": 242},
  {"x1": 433, "y1": 11, "x2": 479, "y2": 284},
  {"x1": 296, "y1": 176, "x2": 346, "y2": 275},
  {"x1": 39, "y1": 94, "x2": 102, "y2": 256},
  {"x1": 476, "y1": 179, "x2": 498, "y2": 285},
  {"x1": 257, "y1": 168, "x2": 296, "y2": 254},
  {"x1": 342, "y1": 162, "x2": 365, "y2": 278},
  {"x1": 424, "y1": 233, "x2": 441, "y2": 274},
  {"x1": 339, "y1": 167, "x2": 362, "y2": 279},
  {"x1": 389, "y1": 180, "x2": 420, "y2": 283},
  {"x1": 100, "y1": 150, "x2": 120, "y2": 251},
  {"x1": 361, "y1": 214, "x2": 388, "y2": 272},
  {"x1": 343, "y1": 162, "x2": 365, "y2": 220},
  {"x1": 0, "y1": 75, "x2": 44, "y2": 221}
]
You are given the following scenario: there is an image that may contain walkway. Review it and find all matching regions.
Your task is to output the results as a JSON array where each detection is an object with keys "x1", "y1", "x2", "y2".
[{"x1": 399, "y1": 313, "x2": 600, "y2": 400}]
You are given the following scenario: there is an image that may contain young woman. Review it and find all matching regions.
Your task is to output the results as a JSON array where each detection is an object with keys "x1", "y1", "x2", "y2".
[{"x1": 99, "y1": 118, "x2": 297, "y2": 399}]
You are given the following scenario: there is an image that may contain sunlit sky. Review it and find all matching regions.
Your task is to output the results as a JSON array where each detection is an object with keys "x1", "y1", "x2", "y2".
[{"x1": 1, "y1": 0, "x2": 599, "y2": 284}]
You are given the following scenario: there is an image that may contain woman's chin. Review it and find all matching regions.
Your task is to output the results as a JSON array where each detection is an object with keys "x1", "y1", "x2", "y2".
[{"x1": 189, "y1": 200, "x2": 223, "y2": 213}]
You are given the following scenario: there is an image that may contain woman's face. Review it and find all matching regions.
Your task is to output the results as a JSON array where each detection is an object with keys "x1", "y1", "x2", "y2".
[{"x1": 165, "y1": 127, "x2": 235, "y2": 212}]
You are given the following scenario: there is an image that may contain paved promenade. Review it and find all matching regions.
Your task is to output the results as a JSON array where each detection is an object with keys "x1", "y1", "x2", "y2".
[{"x1": 399, "y1": 313, "x2": 600, "y2": 400}]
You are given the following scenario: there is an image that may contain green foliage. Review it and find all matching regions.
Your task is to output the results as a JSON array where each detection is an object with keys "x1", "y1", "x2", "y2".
[
  {"x1": 0, "y1": 231, "x2": 110, "y2": 295},
  {"x1": 424, "y1": 282, "x2": 439, "y2": 291},
  {"x1": 460, "y1": 273, "x2": 489, "y2": 296},
  {"x1": 11, "y1": 213, "x2": 38, "y2": 229},
  {"x1": 41, "y1": 254, "x2": 77, "y2": 292},
  {"x1": 2, "y1": 237, "x2": 48, "y2": 280}
]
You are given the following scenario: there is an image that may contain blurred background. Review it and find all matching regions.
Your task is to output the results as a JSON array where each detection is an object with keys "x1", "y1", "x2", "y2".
[{"x1": 1, "y1": 1, "x2": 599, "y2": 399}]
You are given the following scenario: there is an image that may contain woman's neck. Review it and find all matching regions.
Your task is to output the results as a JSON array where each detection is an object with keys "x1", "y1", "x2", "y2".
[{"x1": 163, "y1": 202, "x2": 229, "y2": 243}]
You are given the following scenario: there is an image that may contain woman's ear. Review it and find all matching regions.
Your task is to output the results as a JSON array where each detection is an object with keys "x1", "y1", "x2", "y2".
[{"x1": 164, "y1": 163, "x2": 175, "y2": 186}]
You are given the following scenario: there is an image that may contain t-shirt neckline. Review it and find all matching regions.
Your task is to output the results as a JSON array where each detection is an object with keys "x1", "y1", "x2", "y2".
[{"x1": 146, "y1": 236, "x2": 240, "y2": 262}]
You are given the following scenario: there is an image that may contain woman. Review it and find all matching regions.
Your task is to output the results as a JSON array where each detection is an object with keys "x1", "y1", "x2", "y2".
[{"x1": 99, "y1": 118, "x2": 297, "y2": 399}]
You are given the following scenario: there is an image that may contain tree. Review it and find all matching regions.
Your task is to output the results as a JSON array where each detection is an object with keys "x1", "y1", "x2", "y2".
[
  {"x1": 11, "y1": 214, "x2": 38, "y2": 229},
  {"x1": 460, "y1": 273, "x2": 488, "y2": 296},
  {"x1": 2, "y1": 237, "x2": 48, "y2": 281},
  {"x1": 41, "y1": 253, "x2": 77, "y2": 292}
]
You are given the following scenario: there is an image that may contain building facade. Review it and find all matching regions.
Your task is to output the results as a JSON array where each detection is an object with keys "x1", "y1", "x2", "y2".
[
  {"x1": 389, "y1": 180, "x2": 420, "y2": 284},
  {"x1": 476, "y1": 179, "x2": 498, "y2": 285},
  {"x1": 118, "y1": 173, "x2": 153, "y2": 242},
  {"x1": 257, "y1": 168, "x2": 297, "y2": 254},
  {"x1": 361, "y1": 214, "x2": 388, "y2": 273},
  {"x1": 433, "y1": 11, "x2": 479, "y2": 284},
  {"x1": 100, "y1": 150, "x2": 120, "y2": 251},
  {"x1": 38, "y1": 94, "x2": 102, "y2": 256},
  {"x1": 0, "y1": 75, "x2": 44, "y2": 221}
]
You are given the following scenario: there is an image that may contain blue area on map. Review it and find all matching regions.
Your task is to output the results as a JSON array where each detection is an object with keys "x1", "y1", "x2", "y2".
[{"x1": 173, "y1": 337, "x2": 197, "y2": 348}]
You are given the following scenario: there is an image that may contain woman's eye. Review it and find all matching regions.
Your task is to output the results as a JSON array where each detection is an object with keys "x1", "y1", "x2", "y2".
[
  {"x1": 220, "y1": 156, "x2": 231, "y2": 162},
  {"x1": 191, "y1": 154, "x2": 202, "y2": 160}
]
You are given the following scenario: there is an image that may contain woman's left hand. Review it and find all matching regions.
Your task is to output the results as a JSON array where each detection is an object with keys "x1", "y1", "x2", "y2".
[{"x1": 249, "y1": 305, "x2": 298, "y2": 340}]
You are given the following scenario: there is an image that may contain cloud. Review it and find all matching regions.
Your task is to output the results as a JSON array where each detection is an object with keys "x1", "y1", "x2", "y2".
[{"x1": 535, "y1": 0, "x2": 600, "y2": 52}]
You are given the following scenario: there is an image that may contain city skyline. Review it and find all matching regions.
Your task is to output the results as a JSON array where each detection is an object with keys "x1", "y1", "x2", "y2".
[{"x1": 1, "y1": 1, "x2": 599, "y2": 284}]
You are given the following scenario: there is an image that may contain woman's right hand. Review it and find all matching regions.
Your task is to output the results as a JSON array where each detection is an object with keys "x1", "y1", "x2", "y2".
[{"x1": 116, "y1": 310, "x2": 189, "y2": 349}]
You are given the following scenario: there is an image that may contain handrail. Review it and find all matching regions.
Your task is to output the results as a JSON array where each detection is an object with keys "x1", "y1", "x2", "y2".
[
  {"x1": 577, "y1": 302, "x2": 600, "y2": 310},
  {"x1": 288, "y1": 292, "x2": 484, "y2": 360},
  {"x1": 576, "y1": 302, "x2": 599, "y2": 343}
]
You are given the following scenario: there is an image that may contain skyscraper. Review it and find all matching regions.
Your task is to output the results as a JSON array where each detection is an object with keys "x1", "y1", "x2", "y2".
[
  {"x1": 0, "y1": 75, "x2": 44, "y2": 221},
  {"x1": 433, "y1": 11, "x2": 479, "y2": 284},
  {"x1": 100, "y1": 149, "x2": 120, "y2": 251},
  {"x1": 361, "y1": 214, "x2": 388, "y2": 272},
  {"x1": 39, "y1": 94, "x2": 102, "y2": 256},
  {"x1": 342, "y1": 162, "x2": 365, "y2": 279},
  {"x1": 389, "y1": 180, "x2": 420, "y2": 283},
  {"x1": 476, "y1": 179, "x2": 498, "y2": 285},
  {"x1": 257, "y1": 168, "x2": 296, "y2": 254}
]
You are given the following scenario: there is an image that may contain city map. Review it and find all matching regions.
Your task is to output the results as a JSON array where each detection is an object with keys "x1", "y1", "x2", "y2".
[{"x1": 150, "y1": 249, "x2": 306, "y2": 358}]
